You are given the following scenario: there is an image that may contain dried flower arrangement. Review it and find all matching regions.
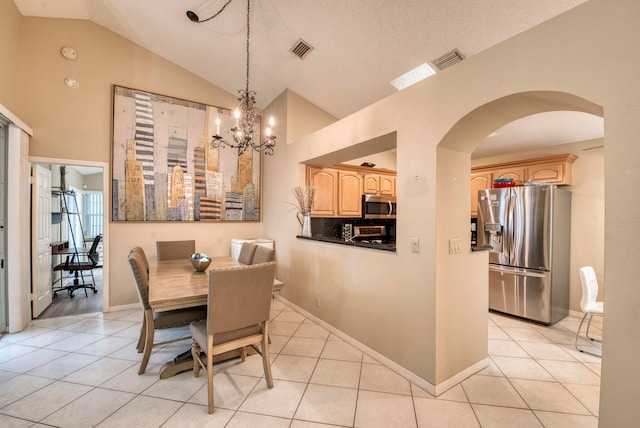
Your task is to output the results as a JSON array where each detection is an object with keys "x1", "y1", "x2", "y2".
[{"x1": 291, "y1": 186, "x2": 316, "y2": 215}]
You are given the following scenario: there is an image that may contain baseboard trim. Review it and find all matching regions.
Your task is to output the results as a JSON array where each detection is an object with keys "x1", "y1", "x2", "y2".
[
  {"x1": 105, "y1": 303, "x2": 140, "y2": 313},
  {"x1": 276, "y1": 295, "x2": 488, "y2": 396}
]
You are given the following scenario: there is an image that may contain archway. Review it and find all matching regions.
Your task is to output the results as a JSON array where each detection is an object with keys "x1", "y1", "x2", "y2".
[{"x1": 433, "y1": 89, "x2": 604, "y2": 382}]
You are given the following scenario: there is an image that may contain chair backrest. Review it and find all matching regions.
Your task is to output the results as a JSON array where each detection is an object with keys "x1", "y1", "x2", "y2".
[
  {"x1": 87, "y1": 234, "x2": 102, "y2": 265},
  {"x1": 156, "y1": 240, "x2": 196, "y2": 261},
  {"x1": 578, "y1": 266, "x2": 599, "y2": 312},
  {"x1": 237, "y1": 243, "x2": 258, "y2": 265},
  {"x1": 251, "y1": 245, "x2": 275, "y2": 264},
  {"x1": 128, "y1": 247, "x2": 151, "y2": 310},
  {"x1": 208, "y1": 261, "x2": 276, "y2": 335}
]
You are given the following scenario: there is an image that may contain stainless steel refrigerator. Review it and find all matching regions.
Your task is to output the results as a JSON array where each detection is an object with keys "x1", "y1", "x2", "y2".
[{"x1": 477, "y1": 185, "x2": 571, "y2": 325}]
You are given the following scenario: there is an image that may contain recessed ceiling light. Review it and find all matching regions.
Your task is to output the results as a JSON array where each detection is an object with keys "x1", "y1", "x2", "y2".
[
  {"x1": 390, "y1": 63, "x2": 436, "y2": 91},
  {"x1": 64, "y1": 77, "x2": 79, "y2": 88}
]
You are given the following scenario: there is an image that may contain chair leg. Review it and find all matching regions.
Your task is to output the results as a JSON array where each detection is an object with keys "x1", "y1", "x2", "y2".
[
  {"x1": 261, "y1": 321, "x2": 274, "y2": 389},
  {"x1": 575, "y1": 311, "x2": 601, "y2": 357},
  {"x1": 138, "y1": 310, "x2": 154, "y2": 374},
  {"x1": 585, "y1": 313, "x2": 595, "y2": 340},
  {"x1": 136, "y1": 315, "x2": 146, "y2": 353},
  {"x1": 192, "y1": 339, "x2": 201, "y2": 378},
  {"x1": 207, "y1": 340, "x2": 214, "y2": 414}
]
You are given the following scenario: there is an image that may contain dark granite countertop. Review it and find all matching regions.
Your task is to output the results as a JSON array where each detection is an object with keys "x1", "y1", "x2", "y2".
[{"x1": 296, "y1": 235, "x2": 396, "y2": 252}]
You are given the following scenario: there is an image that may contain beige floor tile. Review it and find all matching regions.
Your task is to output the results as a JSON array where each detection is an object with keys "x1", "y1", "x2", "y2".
[
  {"x1": 517, "y1": 340, "x2": 576, "y2": 361},
  {"x1": 26, "y1": 352, "x2": 100, "y2": 379},
  {"x1": 413, "y1": 396, "x2": 480, "y2": 428},
  {"x1": 488, "y1": 339, "x2": 528, "y2": 358},
  {"x1": 290, "y1": 420, "x2": 344, "y2": 428},
  {"x1": 320, "y1": 340, "x2": 363, "y2": 362},
  {"x1": 537, "y1": 360, "x2": 601, "y2": 385},
  {"x1": 189, "y1": 372, "x2": 261, "y2": 410},
  {"x1": 268, "y1": 334, "x2": 289, "y2": 354},
  {"x1": 281, "y1": 337, "x2": 326, "y2": 358},
  {"x1": 472, "y1": 404, "x2": 543, "y2": 428},
  {"x1": 491, "y1": 355, "x2": 555, "y2": 381},
  {"x1": 0, "y1": 374, "x2": 54, "y2": 408},
  {"x1": 100, "y1": 363, "x2": 161, "y2": 393},
  {"x1": 310, "y1": 359, "x2": 361, "y2": 388},
  {"x1": 240, "y1": 379, "x2": 307, "y2": 419},
  {"x1": 461, "y1": 375, "x2": 528, "y2": 408},
  {"x1": 1, "y1": 380, "x2": 92, "y2": 422},
  {"x1": 533, "y1": 410, "x2": 599, "y2": 428},
  {"x1": 488, "y1": 325, "x2": 510, "y2": 340},
  {"x1": 162, "y1": 403, "x2": 234, "y2": 427},
  {"x1": 0, "y1": 347, "x2": 67, "y2": 373},
  {"x1": 510, "y1": 378, "x2": 591, "y2": 414},
  {"x1": 294, "y1": 323, "x2": 330, "y2": 340},
  {"x1": 77, "y1": 335, "x2": 136, "y2": 356},
  {"x1": 15, "y1": 330, "x2": 75, "y2": 349},
  {"x1": 294, "y1": 384, "x2": 358, "y2": 426},
  {"x1": 0, "y1": 414, "x2": 34, "y2": 427},
  {"x1": 411, "y1": 382, "x2": 435, "y2": 398},
  {"x1": 271, "y1": 354, "x2": 318, "y2": 383},
  {"x1": 221, "y1": 353, "x2": 273, "y2": 377},
  {"x1": 360, "y1": 363, "x2": 411, "y2": 395},
  {"x1": 61, "y1": 356, "x2": 135, "y2": 386},
  {"x1": 478, "y1": 359, "x2": 504, "y2": 377},
  {"x1": 226, "y1": 411, "x2": 291, "y2": 428},
  {"x1": 436, "y1": 383, "x2": 468, "y2": 402},
  {"x1": 141, "y1": 369, "x2": 207, "y2": 402},
  {"x1": 354, "y1": 390, "x2": 417, "y2": 428},
  {"x1": 270, "y1": 321, "x2": 301, "y2": 337},
  {"x1": 563, "y1": 383, "x2": 600, "y2": 415},
  {"x1": 502, "y1": 327, "x2": 551, "y2": 343},
  {"x1": 273, "y1": 310, "x2": 306, "y2": 324},
  {"x1": 41, "y1": 387, "x2": 135, "y2": 427},
  {"x1": 96, "y1": 395, "x2": 182, "y2": 427}
]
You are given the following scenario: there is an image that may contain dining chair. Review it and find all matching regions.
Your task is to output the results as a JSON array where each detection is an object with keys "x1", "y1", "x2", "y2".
[
  {"x1": 575, "y1": 266, "x2": 604, "y2": 356},
  {"x1": 251, "y1": 245, "x2": 275, "y2": 264},
  {"x1": 127, "y1": 247, "x2": 207, "y2": 374},
  {"x1": 156, "y1": 239, "x2": 196, "y2": 260},
  {"x1": 237, "y1": 242, "x2": 258, "y2": 264},
  {"x1": 190, "y1": 261, "x2": 277, "y2": 414}
]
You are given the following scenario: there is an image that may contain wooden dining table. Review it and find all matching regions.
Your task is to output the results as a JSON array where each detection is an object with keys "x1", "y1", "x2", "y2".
[{"x1": 148, "y1": 256, "x2": 283, "y2": 378}]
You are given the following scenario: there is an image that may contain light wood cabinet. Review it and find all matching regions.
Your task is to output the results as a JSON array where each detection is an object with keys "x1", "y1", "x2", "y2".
[
  {"x1": 470, "y1": 172, "x2": 492, "y2": 217},
  {"x1": 337, "y1": 171, "x2": 363, "y2": 216},
  {"x1": 308, "y1": 167, "x2": 338, "y2": 216},
  {"x1": 470, "y1": 154, "x2": 577, "y2": 216},
  {"x1": 363, "y1": 173, "x2": 396, "y2": 196}
]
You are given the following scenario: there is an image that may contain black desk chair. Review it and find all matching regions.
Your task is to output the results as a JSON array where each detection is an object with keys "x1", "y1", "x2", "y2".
[{"x1": 53, "y1": 234, "x2": 102, "y2": 297}]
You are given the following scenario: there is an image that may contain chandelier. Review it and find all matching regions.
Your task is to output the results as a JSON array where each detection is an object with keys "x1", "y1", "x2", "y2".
[{"x1": 187, "y1": 0, "x2": 276, "y2": 156}]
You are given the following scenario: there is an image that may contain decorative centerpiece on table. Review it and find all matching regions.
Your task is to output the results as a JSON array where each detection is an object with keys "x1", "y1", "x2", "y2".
[
  {"x1": 190, "y1": 253, "x2": 212, "y2": 272},
  {"x1": 291, "y1": 186, "x2": 315, "y2": 237}
]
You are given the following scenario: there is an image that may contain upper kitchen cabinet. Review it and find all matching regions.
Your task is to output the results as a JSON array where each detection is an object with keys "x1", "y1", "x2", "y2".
[
  {"x1": 307, "y1": 166, "x2": 363, "y2": 217},
  {"x1": 308, "y1": 166, "x2": 338, "y2": 216},
  {"x1": 470, "y1": 154, "x2": 577, "y2": 216},
  {"x1": 363, "y1": 173, "x2": 396, "y2": 196}
]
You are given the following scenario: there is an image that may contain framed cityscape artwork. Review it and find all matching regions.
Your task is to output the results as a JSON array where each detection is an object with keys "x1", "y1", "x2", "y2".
[{"x1": 111, "y1": 85, "x2": 262, "y2": 222}]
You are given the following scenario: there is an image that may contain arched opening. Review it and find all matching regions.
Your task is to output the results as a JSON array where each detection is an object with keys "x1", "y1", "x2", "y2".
[{"x1": 433, "y1": 90, "x2": 604, "y2": 383}]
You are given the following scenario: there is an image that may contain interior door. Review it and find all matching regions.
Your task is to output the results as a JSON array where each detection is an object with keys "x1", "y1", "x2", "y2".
[{"x1": 31, "y1": 164, "x2": 52, "y2": 317}]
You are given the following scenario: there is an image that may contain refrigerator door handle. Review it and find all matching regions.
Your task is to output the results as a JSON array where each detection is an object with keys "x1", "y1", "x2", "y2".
[{"x1": 489, "y1": 264, "x2": 547, "y2": 278}]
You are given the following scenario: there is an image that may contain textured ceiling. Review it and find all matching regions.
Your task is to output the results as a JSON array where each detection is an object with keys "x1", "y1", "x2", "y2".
[{"x1": 13, "y1": 0, "x2": 602, "y2": 158}]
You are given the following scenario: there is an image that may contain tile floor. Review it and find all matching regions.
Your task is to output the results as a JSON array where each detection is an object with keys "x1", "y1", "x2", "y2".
[{"x1": 0, "y1": 300, "x2": 602, "y2": 427}]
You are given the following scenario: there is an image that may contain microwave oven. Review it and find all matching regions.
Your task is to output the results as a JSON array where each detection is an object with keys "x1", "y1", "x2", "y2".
[{"x1": 362, "y1": 195, "x2": 397, "y2": 219}]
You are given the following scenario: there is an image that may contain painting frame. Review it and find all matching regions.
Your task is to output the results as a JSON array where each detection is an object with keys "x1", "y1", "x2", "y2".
[{"x1": 111, "y1": 85, "x2": 262, "y2": 222}]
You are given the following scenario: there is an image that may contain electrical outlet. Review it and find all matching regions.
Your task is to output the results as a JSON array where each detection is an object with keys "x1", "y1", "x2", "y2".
[
  {"x1": 316, "y1": 296, "x2": 321, "y2": 307},
  {"x1": 411, "y1": 237, "x2": 420, "y2": 253},
  {"x1": 449, "y1": 238, "x2": 462, "y2": 254}
]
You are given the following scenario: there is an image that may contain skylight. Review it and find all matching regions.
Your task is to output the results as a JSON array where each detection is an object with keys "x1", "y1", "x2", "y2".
[{"x1": 390, "y1": 63, "x2": 436, "y2": 91}]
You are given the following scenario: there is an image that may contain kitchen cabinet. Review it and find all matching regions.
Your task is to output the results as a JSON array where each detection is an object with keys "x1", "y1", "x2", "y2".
[
  {"x1": 337, "y1": 171, "x2": 363, "y2": 216},
  {"x1": 470, "y1": 171, "x2": 492, "y2": 217},
  {"x1": 308, "y1": 167, "x2": 338, "y2": 216},
  {"x1": 363, "y1": 173, "x2": 396, "y2": 196},
  {"x1": 470, "y1": 153, "x2": 577, "y2": 216}
]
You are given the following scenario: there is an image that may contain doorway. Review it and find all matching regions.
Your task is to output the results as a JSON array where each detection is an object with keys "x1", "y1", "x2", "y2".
[{"x1": 29, "y1": 157, "x2": 109, "y2": 319}]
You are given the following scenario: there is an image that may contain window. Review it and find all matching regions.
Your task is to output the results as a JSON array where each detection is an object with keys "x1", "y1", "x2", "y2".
[{"x1": 84, "y1": 192, "x2": 103, "y2": 240}]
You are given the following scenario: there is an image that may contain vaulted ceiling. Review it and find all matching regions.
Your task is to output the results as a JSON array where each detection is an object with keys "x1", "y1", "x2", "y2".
[{"x1": 13, "y1": 0, "x2": 602, "y2": 158}]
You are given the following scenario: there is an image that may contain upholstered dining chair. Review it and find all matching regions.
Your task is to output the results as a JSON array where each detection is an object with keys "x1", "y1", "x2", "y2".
[
  {"x1": 156, "y1": 239, "x2": 196, "y2": 261},
  {"x1": 575, "y1": 266, "x2": 604, "y2": 356},
  {"x1": 237, "y1": 242, "x2": 258, "y2": 264},
  {"x1": 127, "y1": 247, "x2": 207, "y2": 374},
  {"x1": 190, "y1": 261, "x2": 277, "y2": 414},
  {"x1": 251, "y1": 245, "x2": 275, "y2": 264}
]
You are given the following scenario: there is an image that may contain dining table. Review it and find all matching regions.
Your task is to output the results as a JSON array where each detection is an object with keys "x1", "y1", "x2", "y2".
[{"x1": 148, "y1": 256, "x2": 283, "y2": 378}]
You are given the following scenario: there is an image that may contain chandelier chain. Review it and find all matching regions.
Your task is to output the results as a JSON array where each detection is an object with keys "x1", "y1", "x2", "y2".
[
  {"x1": 245, "y1": 0, "x2": 250, "y2": 92},
  {"x1": 195, "y1": 0, "x2": 234, "y2": 23}
]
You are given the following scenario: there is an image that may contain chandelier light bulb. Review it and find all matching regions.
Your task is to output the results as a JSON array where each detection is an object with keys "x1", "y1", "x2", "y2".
[
  {"x1": 269, "y1": 116, "x2": 275, "y2": 127},
  {"x1": 215, "y1": 116, "x2": 221, "y2": 135},
  {"x1": 266, "y1": 126, "x2": 271, "y2": 137}
]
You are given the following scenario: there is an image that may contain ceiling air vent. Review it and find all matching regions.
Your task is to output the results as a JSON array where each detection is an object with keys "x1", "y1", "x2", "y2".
[
  {"x1": 290, "y1": 38, "x2": 314, "y2": 60},
  {"x1": 432, "y1": 48, "x2": 465, "y2": 71}
]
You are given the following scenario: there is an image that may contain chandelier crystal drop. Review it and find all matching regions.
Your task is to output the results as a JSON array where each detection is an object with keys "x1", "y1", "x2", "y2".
[{"x1": 187, "y1": 0, "x2": 276, "y2": 156}]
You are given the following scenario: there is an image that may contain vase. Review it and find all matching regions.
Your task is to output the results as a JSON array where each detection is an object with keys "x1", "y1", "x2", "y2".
[{"x1": 297, "y1": 212, "x2": 312, "y2": 237}]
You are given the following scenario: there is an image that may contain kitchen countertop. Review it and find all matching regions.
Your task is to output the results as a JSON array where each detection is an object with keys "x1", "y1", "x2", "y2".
[{"x1": 296, "y1": 235, "x2": 396, "y2": 252}]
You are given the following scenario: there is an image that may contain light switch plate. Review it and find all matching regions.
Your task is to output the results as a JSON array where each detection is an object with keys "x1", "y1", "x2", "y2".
[
  {"x1": 449, "y1": 238, "x2": 462, "y2": 254},
  {"x1": 411, "y1": 237, "x2": 419, "y2": 253}
]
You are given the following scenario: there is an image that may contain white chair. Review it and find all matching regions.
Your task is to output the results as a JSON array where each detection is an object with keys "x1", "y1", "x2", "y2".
[{"x1": 575, "y1": 266, "x2": 604, "y2": 356}]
